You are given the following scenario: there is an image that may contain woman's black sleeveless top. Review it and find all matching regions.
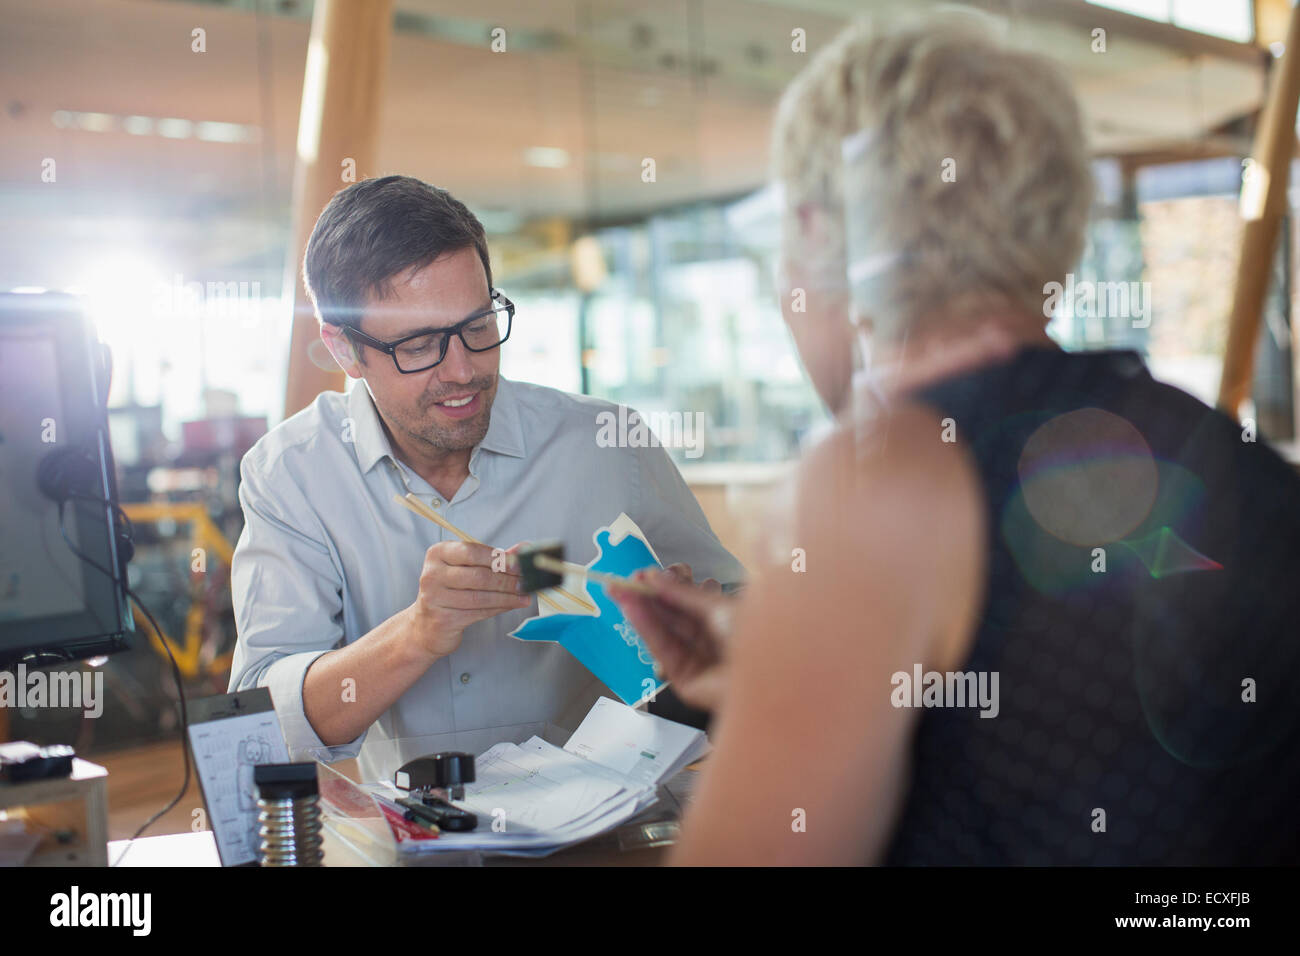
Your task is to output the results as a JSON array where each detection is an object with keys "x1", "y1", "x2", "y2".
[{"x1": 882, "y1": 347, "x2": 1300, "y2": 865}]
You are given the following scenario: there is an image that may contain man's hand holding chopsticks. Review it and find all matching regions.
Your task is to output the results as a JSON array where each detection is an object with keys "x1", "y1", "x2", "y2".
[{"x1": 409, "y1": 540, "x2": 534, "y2": 658}]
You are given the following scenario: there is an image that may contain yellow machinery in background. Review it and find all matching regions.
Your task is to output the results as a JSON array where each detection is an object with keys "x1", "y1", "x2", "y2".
[{"x1": 120, "y1": 502, "x2": 236, "y2": 682}]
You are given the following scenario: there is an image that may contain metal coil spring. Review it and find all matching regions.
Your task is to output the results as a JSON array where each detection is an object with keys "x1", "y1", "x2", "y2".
[{"x1": 257, "y1": 794, "x2": 324, "y2": 866}]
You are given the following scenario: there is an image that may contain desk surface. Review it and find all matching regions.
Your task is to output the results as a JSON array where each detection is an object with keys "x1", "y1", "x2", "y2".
[
  {"x1": 107, "y1": 760, "x2": 695, "y2": 867},
  {"x1": 107, "y1": 827, "x2": 670, "y2": 866}
]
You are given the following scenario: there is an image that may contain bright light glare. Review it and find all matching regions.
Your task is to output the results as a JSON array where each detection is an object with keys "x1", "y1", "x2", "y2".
[{"x1": 73, "y1": 255, "x2": 167, "y2": 377}]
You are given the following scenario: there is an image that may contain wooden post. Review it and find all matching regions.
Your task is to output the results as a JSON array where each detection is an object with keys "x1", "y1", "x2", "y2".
[
  {"x1": 1218, "y1": 5, "x2": 1300, "y2": 417},
  {"x1": 1256, "y1": 0, "x2": 1293, "y2": 49},
  {"x1": 282, "y1": 0, "x2": 393, "y2": 420}
]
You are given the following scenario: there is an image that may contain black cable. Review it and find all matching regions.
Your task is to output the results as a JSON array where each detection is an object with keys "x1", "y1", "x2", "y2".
[
  {"x1": 66, "y1": 490, "x2": 134, "y2": 553},
  {"x1": 55, "y1": 496, "x2": 192, "y2": 867}
]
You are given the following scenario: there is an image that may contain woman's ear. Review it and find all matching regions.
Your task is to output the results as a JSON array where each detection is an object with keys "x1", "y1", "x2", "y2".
[{"x1": 319, "y1": 322, "x2": 363, "y2": 378}]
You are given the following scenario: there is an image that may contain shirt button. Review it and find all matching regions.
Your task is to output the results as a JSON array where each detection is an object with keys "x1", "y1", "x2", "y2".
[
  {"x1": 431, "y1": 499, "x2": 441, "y2": 509},
  {"x1": 460, "y1": 672, "x2": 471, "y2": 685}
]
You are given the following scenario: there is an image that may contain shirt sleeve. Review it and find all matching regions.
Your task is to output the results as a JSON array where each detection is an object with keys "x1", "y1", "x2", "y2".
[
  {"x1": 227, "y1": 446, "x2": 366, "y2": 763},
  {"x1": 630, "y1": 435, "x2": 747, "y2": 586}
]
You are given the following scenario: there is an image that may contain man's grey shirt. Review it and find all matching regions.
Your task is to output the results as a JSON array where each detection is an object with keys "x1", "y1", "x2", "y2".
[{"x1": 228, "y1": 376, "x2": 744, "y2": 784}]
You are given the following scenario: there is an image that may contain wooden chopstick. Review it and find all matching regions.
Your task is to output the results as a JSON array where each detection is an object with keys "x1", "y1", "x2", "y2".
[
  {"x1": 531, "y1": 554, "x2": 657, "y2": 595},
  {"x1": 395, "y1": 493, "x2": 485, "y2": 543},
  {"x1": 394, "y1": 494, "x2": 597, "y2": 614}
]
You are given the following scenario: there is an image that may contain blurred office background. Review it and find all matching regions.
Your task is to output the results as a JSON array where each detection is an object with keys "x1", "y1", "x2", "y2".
[{"x1": 2, "y1": 0, "x2": 1299, "y2": 832}]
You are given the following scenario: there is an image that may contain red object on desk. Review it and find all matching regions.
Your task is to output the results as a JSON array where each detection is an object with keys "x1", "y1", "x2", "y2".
[{"x1": 373, "y1": 795, "x2": 440, "y2": 843}]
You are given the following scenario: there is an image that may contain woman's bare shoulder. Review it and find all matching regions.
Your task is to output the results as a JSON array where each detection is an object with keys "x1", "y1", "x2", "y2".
[
  {"x1": 795, "y1": 401, "x2": 983, "y2": 529},
  {"x1": 786, "y1": 401, "x2": 987, "y2": 667}
]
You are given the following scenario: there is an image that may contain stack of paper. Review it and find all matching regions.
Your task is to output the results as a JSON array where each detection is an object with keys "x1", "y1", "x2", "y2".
[{"x1": 364, "y1": 697, "x2": 709, "y2": 857}]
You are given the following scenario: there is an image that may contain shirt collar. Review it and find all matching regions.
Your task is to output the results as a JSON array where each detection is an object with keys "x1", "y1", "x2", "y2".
[
  {"x1": 476, "y1": 376, "x2": 527, "y2": 460},
  {"x1": 348, "y1": 376, "x2": 526, "y2": 475}
]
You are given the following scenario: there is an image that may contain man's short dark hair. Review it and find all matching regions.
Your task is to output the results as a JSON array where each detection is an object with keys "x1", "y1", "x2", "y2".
[{"x1": 302, "y1": 175, "x2": 493, "y2": 330}]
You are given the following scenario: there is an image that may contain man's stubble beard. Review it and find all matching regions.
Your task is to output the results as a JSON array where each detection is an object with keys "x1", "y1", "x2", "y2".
[{"x1": 404, "y1": 373, "x2": 498, "y2": 453}]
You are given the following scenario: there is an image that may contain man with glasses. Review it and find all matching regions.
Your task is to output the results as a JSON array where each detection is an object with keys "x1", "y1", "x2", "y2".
[{"x1": 228, "y1": 176, "x2": 743, "y2": 784}]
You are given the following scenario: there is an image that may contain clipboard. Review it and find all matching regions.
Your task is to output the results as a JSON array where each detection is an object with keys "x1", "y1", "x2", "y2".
[{"x1": 186, "y1": 688, "x2": 291, "y2": 867}]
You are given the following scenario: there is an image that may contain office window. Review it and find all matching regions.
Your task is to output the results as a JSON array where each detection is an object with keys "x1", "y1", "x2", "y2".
[
  {"x1": 1051, "y1": 156, "x2": 1296, "y2": 443},
  {"x1": 509, "y1": 196, "x2": 828, "y2": 467},
  {"x1": 1087, "y1": 0, "x2": 1255, "y2": 43}
]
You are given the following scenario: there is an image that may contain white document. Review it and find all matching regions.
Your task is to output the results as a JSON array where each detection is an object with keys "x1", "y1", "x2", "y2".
[
  {"x1": 360, "y1": 697, "x2": 706, "y2": 857},
  {"x1": 564, "y1": 696, "x2": 709, "y2": 788},
  {"x1": 456, "y1": 741, "x2": 627, "y2": 833}
]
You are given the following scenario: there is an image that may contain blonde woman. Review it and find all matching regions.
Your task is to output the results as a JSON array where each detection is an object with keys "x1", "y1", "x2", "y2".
[{"x1": 611, "y1": 18, "x2": 1300, "y2": 865}]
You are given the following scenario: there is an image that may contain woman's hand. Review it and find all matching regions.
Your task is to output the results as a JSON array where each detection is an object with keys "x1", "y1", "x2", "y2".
[{"x1": 607, "y1": 566, "x2": 733, "y2": 713}]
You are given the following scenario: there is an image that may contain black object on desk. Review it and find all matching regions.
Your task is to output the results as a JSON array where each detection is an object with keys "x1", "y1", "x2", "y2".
[
  {"x1": 394, "y1": 752, "x2": 476, "y2": 799},
  {"x1": 0, "y1": 742, "x2": 75, "y2": 783},
  {"x1": 394, "y1": 753, "x2": 478, "y2": 831},
  {"x1": 396, "y1": 795, "x2": 478, "y2": 833}
]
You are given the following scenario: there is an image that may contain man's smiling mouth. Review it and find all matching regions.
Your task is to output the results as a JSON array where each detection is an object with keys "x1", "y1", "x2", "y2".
[{"x1": 428, "y1": 390, "x2": 485, "y2": 419}]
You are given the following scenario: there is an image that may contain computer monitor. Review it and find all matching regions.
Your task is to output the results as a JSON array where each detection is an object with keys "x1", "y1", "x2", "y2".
[{"x1": 0, "y1": 293, "x2": 133, "y2": 667}]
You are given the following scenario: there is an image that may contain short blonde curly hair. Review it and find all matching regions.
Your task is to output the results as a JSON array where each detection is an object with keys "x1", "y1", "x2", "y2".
[{"x1": 772, "y1": 17, "x2": 1094, "y2": 342}]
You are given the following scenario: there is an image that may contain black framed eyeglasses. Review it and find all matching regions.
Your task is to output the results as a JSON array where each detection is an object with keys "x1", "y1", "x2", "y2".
[{"x1": 344, "y1": 289, "x2": 514, "y2": 373}]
